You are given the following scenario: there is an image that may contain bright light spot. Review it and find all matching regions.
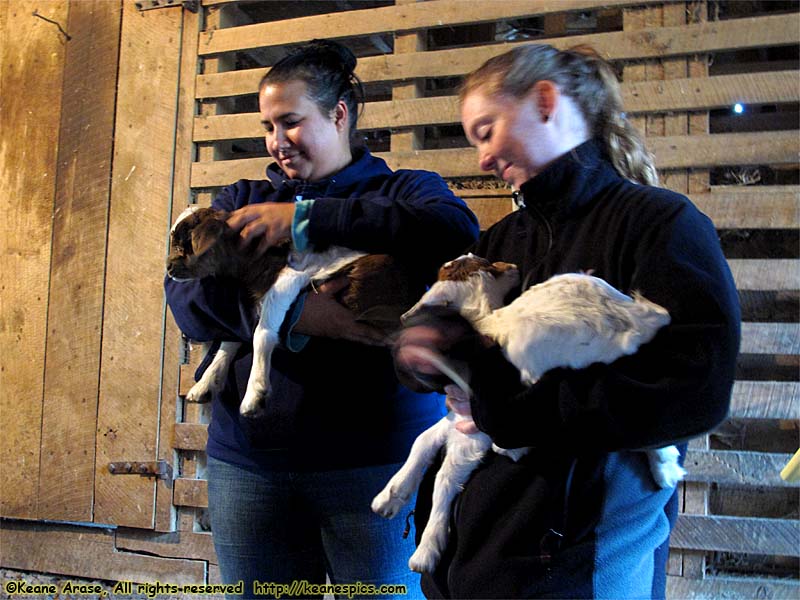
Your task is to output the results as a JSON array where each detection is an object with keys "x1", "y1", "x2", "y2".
[{"x1": 733, "y1": 103, "x2": 745, "y2": 114}]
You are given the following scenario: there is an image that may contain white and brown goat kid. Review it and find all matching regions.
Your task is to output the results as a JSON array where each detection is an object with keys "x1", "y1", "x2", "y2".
[
  {"x1": 372, "y1": 254, "x2": 685, "y2": 573},
  {"x1": 167, "y1": 205, "x2": 423, "y2": 416}
]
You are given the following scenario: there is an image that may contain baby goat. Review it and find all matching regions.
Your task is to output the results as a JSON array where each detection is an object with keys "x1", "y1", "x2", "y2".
[
  {"x1": 372, "y1": 254, "x2": 685, "y2": 573},
  {"x1": 167, "y1": 205, "x2": 423, "y2": 416}
]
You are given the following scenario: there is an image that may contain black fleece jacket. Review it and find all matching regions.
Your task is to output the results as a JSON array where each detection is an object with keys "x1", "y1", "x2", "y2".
[{"x1": 414, "y1": 139, "x2": 740, "y2": 599}]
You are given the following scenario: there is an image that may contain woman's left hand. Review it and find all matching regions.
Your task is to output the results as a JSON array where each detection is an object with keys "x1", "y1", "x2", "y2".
[
  {"x1": 227, "y1": 202, "x2": 295, "y2": 255},
  {"x1": 445, "y1": 384, "x2": 479, "y2": 434}
]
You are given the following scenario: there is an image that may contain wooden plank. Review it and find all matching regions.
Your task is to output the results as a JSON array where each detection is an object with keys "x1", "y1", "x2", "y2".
[
  {"x1": 684, "y1": 450, "x2": 797, "y2": 488},
  {"x1": 729, "y1": 382, "x2": 799, "y2": 420},
  {"x1": 0, "y1": 520, "x2": 206, "y2": 584},
  {"x1": 197, "y1": 68, "x2": 799, "y2": 140},
  {"x1": 463, "y1": 196, "x2": 515, "y2": 230},
  {"x1": 0, "y1": 0, "x2": 68, "y2": 519},
  {"x1": 391, "y1": 0, "x2": 426, "y2": 153},
  {"x1": 173, "y1": 478, "x2": 209, "y2": 508},
  {"x1": 198, "y1": 0, "x2": 654, "y2": 56},
  {"x1": 740, "y1": 323, "x2": 800, "y2": 355},
  {"x1": 94, "y1": 0, "x2": 182, "y2": 529},
  {"x1": 453, "y1": 187, "x2": 799, "y2": 234},
  {"x1": 671, "y1": 514, "x2": 800, "y2": 557},
  {"x1": 196, "y1": 14, "x2": 800, "y2": 97},
  {"x1": 692, "y1": 188, "x2": 799, "y2": 229},
  {"x1": 193, "y1": 69, "x2": 799, "y2": 141},
  {"x1": 155, "y1": 1, "x2": 202, "y2": 534},
  {"x1": 115, "y1": 528, "x2": 217, "y2": 563},
  {"x1": 667, "y1": 575, "x2": 800, "y2": 600},
  {"x1": 37, "y1": 0, "x2": 122, "y2": 524},
  {"x1": 729, "y1": 259, "x2": 800, "y2": 291},
  {"x1": 174, "y1": 423, "x2": 208, "y2": 451},
  {"x1": 190, "y1": 131, "x2": 800, "y2": 187}
]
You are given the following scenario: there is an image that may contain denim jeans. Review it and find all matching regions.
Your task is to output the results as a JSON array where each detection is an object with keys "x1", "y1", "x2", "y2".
[{"x1": 207, "y1": 456, "x2": 423, "y2": 599}]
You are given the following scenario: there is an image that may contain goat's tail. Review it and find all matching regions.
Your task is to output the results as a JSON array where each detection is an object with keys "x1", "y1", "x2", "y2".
[{"x1": 628, "y1": 293, "x2": 671, "y2": 344}]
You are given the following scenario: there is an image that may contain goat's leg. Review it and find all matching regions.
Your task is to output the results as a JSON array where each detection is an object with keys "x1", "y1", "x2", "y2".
[
  {"x1": 646, "y1": 445, "x2": 686, "y2": 488},
  {"x1": 372, "y1": 416, "x2": 454, "y2": 519},
  {"x1": 408, "y1": 430, "x2": 492, "y2": 573},
  {"x1": 240, "y1": 268, "x2": 310, "y2": 417},
  {"x1": 186, "y1": 341, "x2": 241, "y2": 403}
]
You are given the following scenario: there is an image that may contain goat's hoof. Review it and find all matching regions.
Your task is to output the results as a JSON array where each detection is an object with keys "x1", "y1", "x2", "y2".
[
  {"x1": 371, "y1": 489, "x2": 408, "y2": 519},
  {"x1": 652, "y1": 462, "x2": 687, "y2": 489},
  {"x1": 239, "y1": 390, "x2": 268, "y2": 417},
  {"x1": 408, "y1": 545, "x2": 440, "y2": 573},
  {"x1": 186, "y1": 385, "x2": 213, "y2": 404}
]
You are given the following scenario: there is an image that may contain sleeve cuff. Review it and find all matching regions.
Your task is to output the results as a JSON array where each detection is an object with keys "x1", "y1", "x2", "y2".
[
  {"x1": 281, "y1": 291, "x2": 311, "y2": 352},
  {"x1": 291, "y1": 198, "x2": 315, "y2": 252}
]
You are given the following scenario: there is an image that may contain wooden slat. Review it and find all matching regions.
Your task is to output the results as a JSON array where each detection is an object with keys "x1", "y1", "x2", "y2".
[
  {"x1": 692, "y1": 188, "x2": 799, "y2": 229},
  {"x1": 155, "y1": 1, "x2": 202, "y2": 534},
  {"x1": 740, "y1": 323, "x2": 800, "y2": 355},
  {"x1": 174, "y1": 423, "x2": 209, "y2": 451},
  {"x1": 729, "y1": 382, "x2": 799, "y2": 420},
  {"x1": 116, "y1": 528, "x2": 217, "y2": 564},
  {"x1": 190, "y1": 131, "x2": 799, "y2": 187},
  {"x1": 198, "y1": 0, "x2": 653, "y2": 56},
  {"x1": 196, "y1": 14, "x2": 800, "y2": 97},
  {"x1": 94, "y1": 0, "x2": 182, "y2": 529},
  {"x1": 667, "y1": 575, "x2": 800, "y2": 600},
  {"x1": 0, "y1": 0, "x2": 68, "y2": 519},
  {"x1": 684, "y1": 450, "x2": 797, "y2": 487},
  {"x1": 37, "y1": 0, "x2": 122, "y2": 524},
  {"x1": 0, "y1": 520, "x2": 205, "y2": 584},
  {"x1": 729, "y1": 259, "x2": 800, "y2": 291},
  {"x1": 456, "y1": 188, "x2": 800, "y2": 231},
  {"x1": 193, "y1": 70, "x2": 799, "y2": 141},
  {"x1": 671, "y1": 514, "x2": 800, "y2": 556},
  {"x1": 173, "y1": 478, "x2": 209, "y2": 508}
]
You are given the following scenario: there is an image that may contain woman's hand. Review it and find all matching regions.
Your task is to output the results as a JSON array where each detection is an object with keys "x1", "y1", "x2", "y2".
[
  {"x1": 294, "y1": 277, "x2": 387, "y2": 346},
  {"x1": 227, "y1": 202, "x2": 295, "y2": 255},
  {"x1": 444, "y1": 384, "x2": 479, "y2": 434}
]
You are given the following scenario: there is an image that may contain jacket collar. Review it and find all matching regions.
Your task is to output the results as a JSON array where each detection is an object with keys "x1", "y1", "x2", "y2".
[
  {"x1": 516, "y1": 138, "x2": 622, "y2": 219},
  {"x1": 265, "y1": 146, "x2": 392, "y2": 198}
]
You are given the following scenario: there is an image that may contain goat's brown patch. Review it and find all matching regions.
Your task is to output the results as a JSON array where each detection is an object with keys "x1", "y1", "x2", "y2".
[{"x1": 437, "y1": 255, "x2": 517, "y2": 282}]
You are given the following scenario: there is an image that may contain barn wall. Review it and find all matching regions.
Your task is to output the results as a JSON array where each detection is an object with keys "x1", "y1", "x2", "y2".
[{"x1": 1, "y1": 0, "x2": 798, "y2": 595}]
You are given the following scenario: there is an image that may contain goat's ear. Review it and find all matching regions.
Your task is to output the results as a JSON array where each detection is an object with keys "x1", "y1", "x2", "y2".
[
  {"x1": 191, "y1": 218, "x2": 227, "y2": 257},
  {"x1": 490, "y1": 261, "x2": 517, "y2": 275}
]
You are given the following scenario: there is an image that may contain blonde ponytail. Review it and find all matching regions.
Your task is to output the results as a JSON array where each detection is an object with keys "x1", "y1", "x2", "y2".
[{"x1": 460, "y1": 44, "x2": 659, "y2": 186}]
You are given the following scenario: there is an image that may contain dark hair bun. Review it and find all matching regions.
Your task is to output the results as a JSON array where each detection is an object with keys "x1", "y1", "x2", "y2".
[{"x1": 290, "y1": 39, "x2": 357, "y2": 76}]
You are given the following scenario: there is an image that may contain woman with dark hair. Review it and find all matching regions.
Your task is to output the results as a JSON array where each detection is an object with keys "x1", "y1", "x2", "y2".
[{"x1": 165, "y1": 40, "x2": 479, "y2": 598}]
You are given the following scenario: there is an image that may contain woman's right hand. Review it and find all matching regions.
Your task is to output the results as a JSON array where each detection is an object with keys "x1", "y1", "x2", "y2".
[
  {"x1": 293, "y1": 276, "x2": 387, "y2": 346},
  {"x1": 227, "y1": 202, "x2": 295, "y2": 256}
]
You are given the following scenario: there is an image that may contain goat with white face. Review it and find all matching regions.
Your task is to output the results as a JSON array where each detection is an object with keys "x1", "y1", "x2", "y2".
[
  {"x1": 372, "y1": 254, "x2": 685, "y2": 573},
  {"x1": 167, "y1": 205, "x2": 423, "y2": 416}
]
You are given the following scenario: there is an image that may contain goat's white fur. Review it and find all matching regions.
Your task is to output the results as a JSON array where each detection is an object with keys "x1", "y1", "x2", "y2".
[
  {"x1": 172, "y1": 206, "x2": 366, "y2": 416},
  {"x1": 372, "y1": 255, "x2": 685, "y2": 573}
]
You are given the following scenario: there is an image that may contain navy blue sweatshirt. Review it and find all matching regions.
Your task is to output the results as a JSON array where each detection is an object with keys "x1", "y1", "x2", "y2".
[
  {"x1": 415, "y1": 140, "x2": 740, "y2": 599},
  {"x1": 165, "y1": 149, "x2": 479, "y2": 471}
]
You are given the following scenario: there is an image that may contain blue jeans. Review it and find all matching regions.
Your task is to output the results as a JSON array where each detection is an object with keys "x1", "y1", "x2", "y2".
[{"x1": 207, "y1": 456, "x2": 422, "y2": 599}]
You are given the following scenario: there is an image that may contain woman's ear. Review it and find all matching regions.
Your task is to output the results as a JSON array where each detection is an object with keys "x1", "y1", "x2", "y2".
[
  {"x1": 530, "y1": 80, "x2": 559, "y2": 122},
  {"x1": 332, "y1": 100, "x2": 349, "y2": 132}
]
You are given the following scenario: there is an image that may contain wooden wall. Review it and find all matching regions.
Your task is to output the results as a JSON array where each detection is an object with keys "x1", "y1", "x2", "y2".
[{"x1": 2, "y1": 0, "x2": 798, "y2": 594}]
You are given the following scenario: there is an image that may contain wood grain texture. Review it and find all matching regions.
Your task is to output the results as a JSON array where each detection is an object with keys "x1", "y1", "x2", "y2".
[
  {"x1": 0, "y1": 0, "x2": 68, "y2": 519},
  {"x1": 38, "y1": 0, "x2": 122, "y2": 523},
  {"x1": 196, "y1": 14, "x2": 799, "y2": 97},
  {"x1": 94, "y1": 0, "x2": 182, "y2": 529}
]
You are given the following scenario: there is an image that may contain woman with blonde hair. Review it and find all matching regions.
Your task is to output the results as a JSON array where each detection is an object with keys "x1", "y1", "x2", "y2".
[{"x1": 394, "y1": 44, "x2": 740, "y2": 599}]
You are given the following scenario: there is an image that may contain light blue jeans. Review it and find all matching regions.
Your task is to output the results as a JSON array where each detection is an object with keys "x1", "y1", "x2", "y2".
[{"x1": 207, "y1": 456, "x2": 422, "y2": 599}]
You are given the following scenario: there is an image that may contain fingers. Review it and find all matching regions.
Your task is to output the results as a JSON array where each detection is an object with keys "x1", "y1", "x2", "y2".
[
  {"x1": 455, "y1": 419, "x2": 479, "y2": 435},
  {"x1": 227, "y1": 203, "x2": 294, "y2": 254}
]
